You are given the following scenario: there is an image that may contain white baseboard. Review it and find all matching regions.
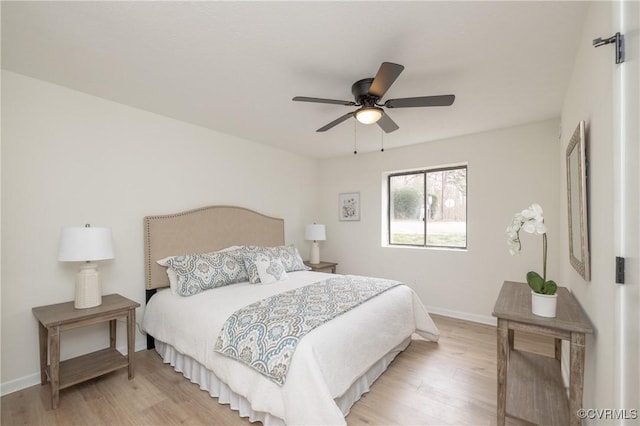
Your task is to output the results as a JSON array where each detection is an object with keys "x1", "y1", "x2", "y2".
[
  {"x1": 0, "y1": 372, "x2": 42, "y2": 397},
  {"x1": 426, "y1": 305, "x2": 497, "y2": 326},
  {"x1": 0, "y1": 340, "x2": 148, "y2": 397}
]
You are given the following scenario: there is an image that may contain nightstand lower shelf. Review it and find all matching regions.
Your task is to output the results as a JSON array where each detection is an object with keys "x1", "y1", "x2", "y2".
[
  {"x1": 506, "y1": 350, "x2": 569, "y2": 425},
  {"x1": 53, "y1": 348, "x2": 129, "y2": 390}
]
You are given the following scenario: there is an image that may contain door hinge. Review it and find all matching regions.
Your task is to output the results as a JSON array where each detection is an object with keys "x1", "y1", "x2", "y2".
[
  {"x1": 593, "y1": 32, "x2": 625, "y2": 64},
  {"x1": 616, "y1": 256, "x2": 625, "y2": 284}
]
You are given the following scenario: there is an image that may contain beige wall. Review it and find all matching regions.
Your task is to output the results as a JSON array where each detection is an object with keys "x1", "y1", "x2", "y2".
[
  {"x1": 317, "y1": 119, "x2": 561, "y2": 323},
  {"x1": 0, "y1": 70, "x2": 319, "y2": 393}
]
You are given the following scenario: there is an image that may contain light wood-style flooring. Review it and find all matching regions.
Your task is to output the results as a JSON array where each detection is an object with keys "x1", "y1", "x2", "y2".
[{"x1": 1, "y1": 314, "x2": 554, "y2": 425}]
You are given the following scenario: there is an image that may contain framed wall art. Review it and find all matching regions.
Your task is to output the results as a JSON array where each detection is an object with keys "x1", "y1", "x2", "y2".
[
  {"x1": 566, "y1": 120, "x2": 590, "y2": 281},
  {"x1": 339, "y1": 192, "x2": 360, "y2": 221}
]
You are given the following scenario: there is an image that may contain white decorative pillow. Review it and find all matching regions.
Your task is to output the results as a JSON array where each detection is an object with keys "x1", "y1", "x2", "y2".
[
  {"x1": 254, "y1": 255, "x2": 288, "y2": 284},
  {"x1": 162, "y1": 251, "x2": 249, "y2": 296},
  {"x1": 157, "y1": 256, "x2": 179, "y2": 294}
]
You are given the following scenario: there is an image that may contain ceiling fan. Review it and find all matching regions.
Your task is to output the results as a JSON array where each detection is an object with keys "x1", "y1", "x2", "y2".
[{"x1": 293, "y1": 62, "x2": 455, "y2": 133}]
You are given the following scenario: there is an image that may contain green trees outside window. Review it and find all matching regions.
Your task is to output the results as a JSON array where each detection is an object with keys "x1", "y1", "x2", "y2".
[{"x1": 388, "y1": 166, "x2": 467, "y2": 248}]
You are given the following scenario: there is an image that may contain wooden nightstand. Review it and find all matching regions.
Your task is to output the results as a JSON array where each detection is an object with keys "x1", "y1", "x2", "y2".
[
  {"x1": 304, "y1": 261, "x2": 338, "y2": 274},
  {"x1": 32, "y1": 294, "x2": 140, "y2": 409}
]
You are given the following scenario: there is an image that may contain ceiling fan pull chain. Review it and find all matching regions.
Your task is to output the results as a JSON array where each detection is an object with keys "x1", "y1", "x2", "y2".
[
  {"x1": 381, "y1": 129, "x2": 385, "y2": 152},
  {"x1": 353, "y1": 120, "x2": 358, "y2": 155}
]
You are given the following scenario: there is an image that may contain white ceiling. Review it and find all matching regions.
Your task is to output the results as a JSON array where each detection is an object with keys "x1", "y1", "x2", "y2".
[{"x1": 2, "y1": 1, "x2": 589, "y2": 159}]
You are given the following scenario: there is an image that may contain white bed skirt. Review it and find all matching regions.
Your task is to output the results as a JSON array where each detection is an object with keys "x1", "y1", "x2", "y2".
[{"x1": 154, "y1": 337, "x2": 411, "y2": 425}]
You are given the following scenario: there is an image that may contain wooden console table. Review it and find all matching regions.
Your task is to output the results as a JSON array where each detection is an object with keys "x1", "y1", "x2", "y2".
[{"x1": 492, "y1": 281, "x2": 593, "y2": 426}]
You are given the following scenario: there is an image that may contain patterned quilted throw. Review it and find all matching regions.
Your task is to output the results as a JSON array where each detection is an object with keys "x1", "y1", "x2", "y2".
[{"x1": 214, "y1": 275, "x2": 402, "y2": 385}]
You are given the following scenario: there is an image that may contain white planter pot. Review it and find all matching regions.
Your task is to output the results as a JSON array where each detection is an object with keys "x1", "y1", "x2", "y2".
[{"x1": 531, "y1": 291, "x2": 557, "y2": 318}]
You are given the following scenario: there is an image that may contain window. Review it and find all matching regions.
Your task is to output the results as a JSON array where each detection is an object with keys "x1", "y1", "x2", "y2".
[{"x1": 387, "y1": 166, "x2": 467, "y2": 248}]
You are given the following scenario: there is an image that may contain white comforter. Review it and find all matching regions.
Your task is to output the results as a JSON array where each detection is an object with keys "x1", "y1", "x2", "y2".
[{"x1": 142, "y1": 271, "x2": 439, "y2": 425}]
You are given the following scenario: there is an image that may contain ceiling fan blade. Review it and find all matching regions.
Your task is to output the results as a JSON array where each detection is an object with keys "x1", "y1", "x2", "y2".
[
  {"x1": 368, "y1": 62, "x2": 405, "y2": 98},
  {"x1": 384, "y1": 94, "x2": 455, "y2": 108},
  {"x1": 377, "y1": 112, "x2": 399, "y2": 133},
  {"x1": 317, "y1": 112, "x2": 354, "y2": 132},
  {"x1": 293, "y1": 96, "x2": 356, "y2": 106}
]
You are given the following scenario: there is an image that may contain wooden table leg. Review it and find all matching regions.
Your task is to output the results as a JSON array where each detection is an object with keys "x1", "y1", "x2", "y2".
[
  {"x1": 37, "y1": 322, "x2": 48, "y2": 385},
  {"x1": 555, "y1": 338, "x2": 562, "y2": 361},
  {"x1": 569, "y1": 332, "x2": 586, "y2": 426},
  {"x1": 127, "y1": 308, "x2": 135, "y2": 379},
  {"x1": 109, "y1": 319, "x2": 116, "y2": 349},
  {"x1": 497, "y1": 319, "x2": 509, "y2": 426},
  {"x1": 48, "y1": 326, "x2": 60, "y2": 409}
]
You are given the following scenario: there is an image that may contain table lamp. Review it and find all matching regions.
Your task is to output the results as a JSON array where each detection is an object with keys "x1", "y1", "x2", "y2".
[
  {"x1": 305, "y1": 224, "x2": 326, "y2": 265},
  {"x1": 58, "y1": 224, "x2": 114, "y2": 309}
]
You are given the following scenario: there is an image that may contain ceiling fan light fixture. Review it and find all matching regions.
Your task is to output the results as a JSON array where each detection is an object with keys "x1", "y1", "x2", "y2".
[
  {"x1": 355, "y1": 107, "x2": 383, "y2": 124},
  {"x1": 293, "y1": 62, "x2": 455, "y2": 134}
]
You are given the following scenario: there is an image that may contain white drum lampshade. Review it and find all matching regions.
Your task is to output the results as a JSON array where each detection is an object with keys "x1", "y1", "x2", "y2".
[
  {"x1": 305, "y1": 224, "x2": 326, "y2": 265},
  {"x1": 58, "y1": 225, "x2": 114, "y2": 309}
]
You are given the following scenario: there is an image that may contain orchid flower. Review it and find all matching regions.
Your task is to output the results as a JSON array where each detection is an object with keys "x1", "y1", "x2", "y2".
[
  {"x1": 506, "y1": 203, "x2": 557, "y2": 295},
  {"x1": 506, "y1": 204, "x2": 546, "y2": 253}
]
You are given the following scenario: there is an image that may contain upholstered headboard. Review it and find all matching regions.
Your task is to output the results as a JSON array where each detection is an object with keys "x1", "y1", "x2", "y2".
[{"x1": 144, "y1": 205, "x2": 285, "y2": 291}]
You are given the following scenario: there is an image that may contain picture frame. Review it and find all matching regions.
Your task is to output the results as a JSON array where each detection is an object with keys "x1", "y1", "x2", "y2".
[
  {"x1": 566, "y1": 120, "x2": 590, "y2": 281},
  {"x1": 339, "y1": 192, "x2": 360, "y2": 221}
]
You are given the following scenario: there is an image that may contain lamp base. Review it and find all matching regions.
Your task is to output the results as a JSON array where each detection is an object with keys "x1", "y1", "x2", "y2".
[
  {"x1": 75, "y1": 262, "x2": 102, "y2": 309},
  {"x1": 309, "y1": 242, "x2": 320, "y2": 264}
]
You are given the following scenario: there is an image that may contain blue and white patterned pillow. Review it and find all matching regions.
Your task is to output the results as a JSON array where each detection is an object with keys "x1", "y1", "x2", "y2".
[
  {"x1": 242, "y1": 249, "x2": 272, "y2": 284},
  {"x1": 268, "y1": 245, "x2": 310, "y2": 273},
  {"x1": 164, "y1": 251, "x2": 249, "y2": 296},
  {"x1": 241, "y1": 245, "x2": 309, "y2": 283},
  {"x1": 158, "y1": 246, "x2": 245, "y2": 294}
]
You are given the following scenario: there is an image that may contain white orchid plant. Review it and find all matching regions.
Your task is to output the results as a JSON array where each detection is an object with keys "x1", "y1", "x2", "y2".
[{"x1": 507, "y1": 203, "x2": 557, "y2": 295}]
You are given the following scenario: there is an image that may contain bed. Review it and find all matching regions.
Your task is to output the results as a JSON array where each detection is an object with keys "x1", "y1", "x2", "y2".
[{"x1": 141, "y1": 205, "x2": 440, "y2": 425}]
